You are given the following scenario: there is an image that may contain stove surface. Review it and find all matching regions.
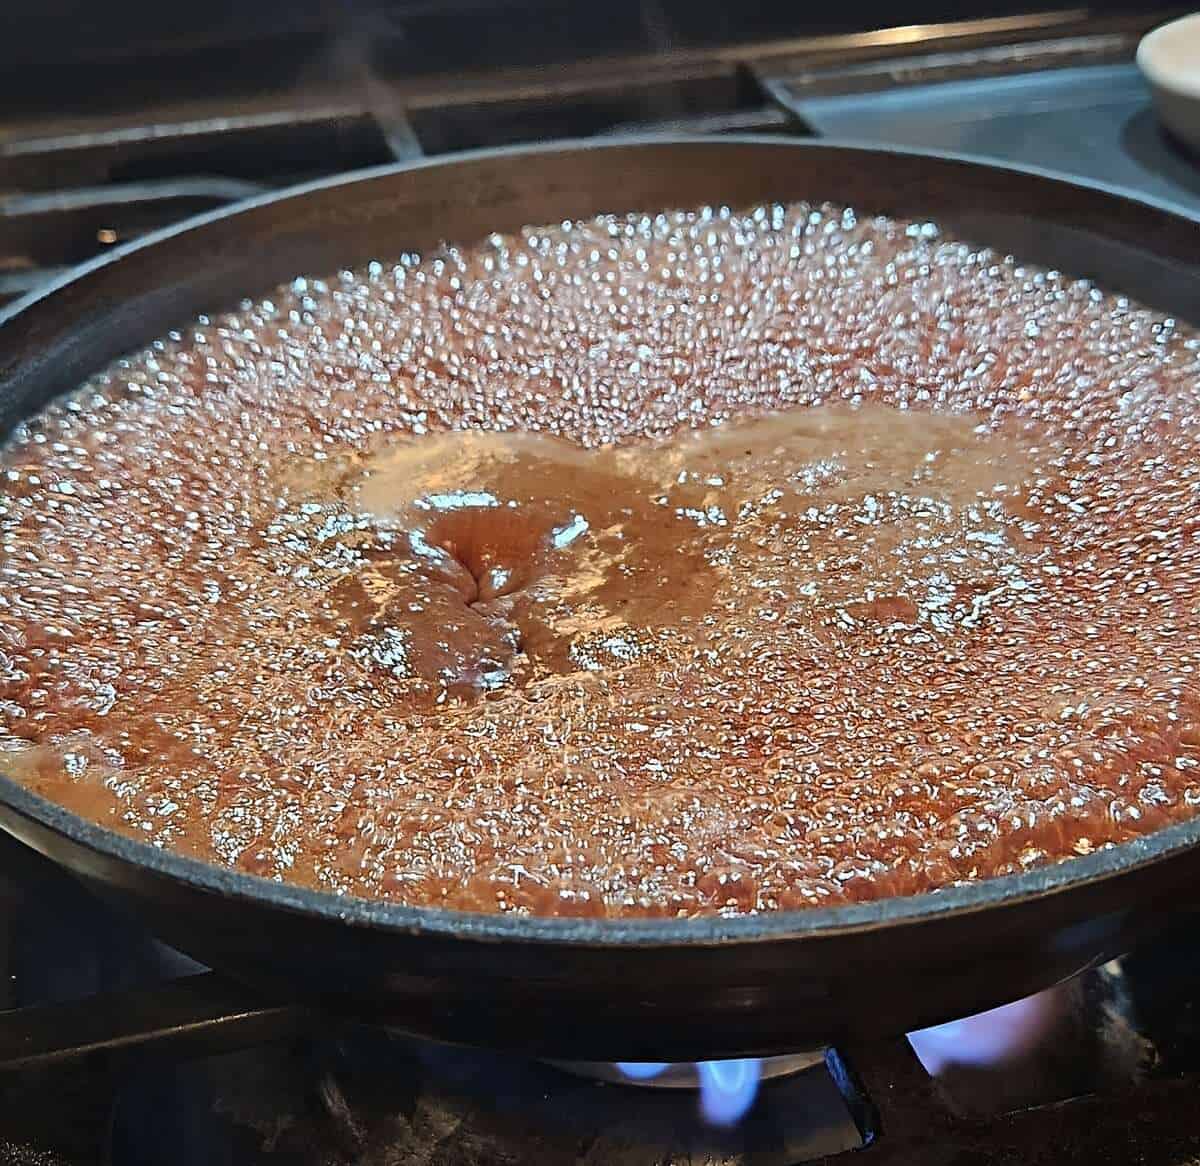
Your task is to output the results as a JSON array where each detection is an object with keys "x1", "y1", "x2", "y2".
[
  {"x1": 0, "y1": 8, "x2": 1186, "y2": 307},
  {"x1": 2, "y1": 832, "x2": 1200, "y2": 1166},
  {"x1": 777, "y1": 62, "x2": 1200, "y2": 214},
  {"x1": 3, "y1": 8, "x2": 1200, "y2": 1165}
]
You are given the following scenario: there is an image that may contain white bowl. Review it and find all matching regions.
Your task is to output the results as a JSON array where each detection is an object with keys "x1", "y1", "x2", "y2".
[{"x1": 1138, "y1": 13, "x2": 1200, "y2": 153}]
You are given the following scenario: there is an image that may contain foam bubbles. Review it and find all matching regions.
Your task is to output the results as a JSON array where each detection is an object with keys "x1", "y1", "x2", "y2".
[{"x1": 2, "y1": 202, "x2": 1200, "y2": 917}]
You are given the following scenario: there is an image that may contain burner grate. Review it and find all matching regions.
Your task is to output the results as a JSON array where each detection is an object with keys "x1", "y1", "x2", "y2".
[
  {"x1": 0, "y1": 70, "x2": 797, "y2": 307},
  {"x1": 0, "y1": 9, "x2": 1167, "y2": 308}
]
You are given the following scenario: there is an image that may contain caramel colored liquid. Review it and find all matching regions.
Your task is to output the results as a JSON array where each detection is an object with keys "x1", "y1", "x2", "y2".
[
  {"x1": 281, "y1": 408, "x2": 1030, "y2": 706},
  {"x1": 2, "y1": 201, "x2": 1199, "y2": 917}
]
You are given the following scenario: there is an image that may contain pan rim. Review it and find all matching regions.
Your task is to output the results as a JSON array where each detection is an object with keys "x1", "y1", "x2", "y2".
[
  {"x1": 2, "y1": 132, "x2": 1199, "y2": 948},
  {"x1": 3, "y1": 767, "x2": 1198, "y2": 945}
]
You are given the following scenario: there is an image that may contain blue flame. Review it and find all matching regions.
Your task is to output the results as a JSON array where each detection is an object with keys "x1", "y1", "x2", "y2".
[
  {"x1": 697, "y1": 1058, "x2": 762, "y2": 1125},
  {"x1": 615, "y1": 1061, "x2": 671, "y2": 1079},
  {"x1": 907, "y1": 989, "x2": 1059, "y2": 1075},
  {"x1": 615, "y1": 1058, "x2": 764, "y2": 1124},
  {"x1": 616, "y1": 988, "x2": 1061, "y2": 1126}
]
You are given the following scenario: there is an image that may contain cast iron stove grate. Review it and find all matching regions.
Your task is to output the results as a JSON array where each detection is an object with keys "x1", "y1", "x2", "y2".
[{"x1": 0, "y1": 9, "x2": 1174, "y2": 307}]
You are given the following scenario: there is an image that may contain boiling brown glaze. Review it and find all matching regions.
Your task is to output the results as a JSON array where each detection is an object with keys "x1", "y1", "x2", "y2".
[{"x1": 2, "y1": 202, "x2": 1200, "y2": 917}]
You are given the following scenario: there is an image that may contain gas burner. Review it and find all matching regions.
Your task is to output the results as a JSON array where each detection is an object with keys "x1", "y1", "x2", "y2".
[
  {"x1": 553, "y1": 1051, "x2": 823, "y2": 1086},
  {"x1": 101, "y1": 1029, "x2": 874, "y2": 1165},
  {"x1": 0, "y1": 834, "x2": 1190, "y2": 1165},
  {"x1": 549, "y1": 1053, "x2": 825, "y2": 1125}
]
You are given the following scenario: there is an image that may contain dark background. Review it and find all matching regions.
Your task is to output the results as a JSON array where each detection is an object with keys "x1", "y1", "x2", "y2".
[
  {"x1": 0, "y1": 0, "x2": 1166, "y2": 131},
  {"x1": 4, "y1": 1, "x2": 1154, "y2": 78}
]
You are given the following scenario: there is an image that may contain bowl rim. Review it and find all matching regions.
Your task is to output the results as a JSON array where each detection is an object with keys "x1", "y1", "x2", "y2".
[{"x1": 1138, "y1": 12, "x2": 1200, "y2": 101}]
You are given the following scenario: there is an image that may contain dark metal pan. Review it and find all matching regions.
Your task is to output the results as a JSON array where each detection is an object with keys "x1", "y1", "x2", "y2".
[{"x1": 2, "y1": 138, "x2": 1200, "y2": 1062}]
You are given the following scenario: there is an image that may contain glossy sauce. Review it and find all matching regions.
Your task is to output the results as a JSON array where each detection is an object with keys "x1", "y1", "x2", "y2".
[{"x1": 2, "y1": 202, "x2": 1200, "y2": 917}]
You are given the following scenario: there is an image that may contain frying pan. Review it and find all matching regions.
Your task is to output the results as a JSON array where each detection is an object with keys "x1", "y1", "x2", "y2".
[{"x1": 1, "y1": 138, "x2": 1200, "y2": 1062}]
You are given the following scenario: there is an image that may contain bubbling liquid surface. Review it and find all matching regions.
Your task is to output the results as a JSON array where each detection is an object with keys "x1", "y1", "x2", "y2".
[{"x1": 2, "y1": 201, "x2": 1200, "y2": 918}]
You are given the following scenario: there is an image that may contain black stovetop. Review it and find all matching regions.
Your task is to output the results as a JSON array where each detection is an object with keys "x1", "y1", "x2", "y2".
[
  {"x1": 6, "y1": 823, "x2": 1200, "y2": 1166},
  {"x1": 5, "y1": 7, "x2": 1200, "y2": 1164},
  {"x1": 0, "y1": 6, "x2": 1190, "y2": 308}
]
